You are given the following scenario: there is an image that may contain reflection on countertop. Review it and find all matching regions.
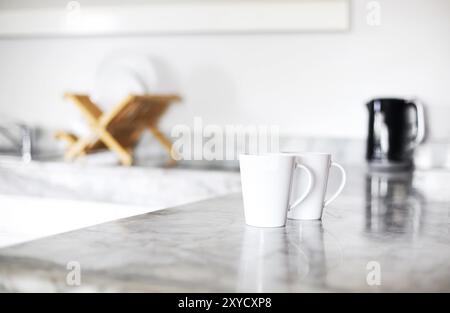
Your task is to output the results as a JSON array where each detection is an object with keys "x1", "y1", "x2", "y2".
[
  {"x1": 0, "y1": 166, "x2": 448, "y2": 292},
  {"x1": 238, "y1": 221, "x2": 333, "y2": 292},
  {"x1": 365, "y1": 171, "x2": 426, "y2": 237}
]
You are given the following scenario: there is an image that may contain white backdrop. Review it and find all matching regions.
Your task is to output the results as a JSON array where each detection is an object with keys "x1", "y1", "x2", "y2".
[{"x1": 0, "y1": 0, "x2": 449, "y2": 139}]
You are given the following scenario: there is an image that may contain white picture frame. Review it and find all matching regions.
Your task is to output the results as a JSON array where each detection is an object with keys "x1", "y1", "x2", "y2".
[{"x1": 0, "y1": 0, "x2": 350, "y2": 37}]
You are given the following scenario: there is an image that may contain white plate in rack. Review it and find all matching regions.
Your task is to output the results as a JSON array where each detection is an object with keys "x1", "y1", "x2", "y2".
[{"x1": 91, "y1": 53, "x2": 158, "y2": 111}]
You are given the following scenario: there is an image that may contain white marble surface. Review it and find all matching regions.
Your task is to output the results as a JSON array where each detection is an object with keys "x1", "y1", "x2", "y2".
[
  {"x1": 0, "y1": 166, "x2": 448, "y2": 292},
  {"x1": 0, "y1": 195, "x2": 163, "y2": 248},
  {"x1": 0, "y1": 160, "x2": 241, "y2": 205},
  {"x1": 0, "y1": 162, "x2": 241, "y2": 248}
]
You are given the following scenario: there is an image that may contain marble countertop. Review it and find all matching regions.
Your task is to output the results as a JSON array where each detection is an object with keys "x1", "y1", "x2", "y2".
[
  {"x1": 0, "y1": 166, "x2": 449, "y2": 292},
  {"x1": 0, "y1": 161, "x2": 241, "y2": 248}
]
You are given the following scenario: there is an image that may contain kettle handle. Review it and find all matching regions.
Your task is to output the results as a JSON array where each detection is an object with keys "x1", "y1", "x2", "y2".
[{"x1": 409, "y1": 99, "x2": 426, "y2": 147}]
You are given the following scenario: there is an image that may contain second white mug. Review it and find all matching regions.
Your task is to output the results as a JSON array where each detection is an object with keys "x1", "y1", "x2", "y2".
[{"x1": 285, "y1": 152, "x2": 346, "y2": 220}]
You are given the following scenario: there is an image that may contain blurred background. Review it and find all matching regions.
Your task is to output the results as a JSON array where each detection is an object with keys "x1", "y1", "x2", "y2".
[{"x1": 0, "y1": 0, "x2": 449, "y2": 168}]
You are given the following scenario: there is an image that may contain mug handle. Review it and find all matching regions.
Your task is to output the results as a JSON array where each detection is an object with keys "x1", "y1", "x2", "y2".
[
  {"x1": 289, "y1": 163, "x2": 313, "y2": 211},
  {"x1": 324, "y1": 162, "x2": 346, "y2": 207},
  {"x1": 409, "y1": 98, "x2": 426, "y2": 147}
]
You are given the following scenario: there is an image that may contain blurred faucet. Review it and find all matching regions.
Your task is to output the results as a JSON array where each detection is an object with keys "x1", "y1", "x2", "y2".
[{"x1": 0, "y1": 124, "x2": 33, "y2": 162}]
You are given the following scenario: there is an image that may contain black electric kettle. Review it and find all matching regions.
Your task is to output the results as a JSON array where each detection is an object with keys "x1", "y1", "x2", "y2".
[{"x1": 366, "y1": 98, "x2": 426, "y2": 170}]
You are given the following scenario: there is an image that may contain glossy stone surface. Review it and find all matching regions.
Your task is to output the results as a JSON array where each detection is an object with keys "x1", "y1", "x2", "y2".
[
  {"x1": 0, "y1": 166, "x2": 449, "y2": 292},
  {"x1": 0, "y1": 160, "x2": 240, "y2": 206}
]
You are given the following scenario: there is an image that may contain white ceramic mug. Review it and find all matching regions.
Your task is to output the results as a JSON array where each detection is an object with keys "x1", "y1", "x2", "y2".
[
  {"x1": 239, "y1": 153, "x2": 312, "y2": 227},
  {"x1": 285, "y1": 153, "x2": 346, "y2": 220}
]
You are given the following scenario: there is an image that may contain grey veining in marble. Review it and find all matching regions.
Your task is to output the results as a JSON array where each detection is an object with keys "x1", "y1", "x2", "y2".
[
  {"x1": 0, "y1": 166, "x2": 449, "y2": 292},
  {"x1": 0, "y1": 161, "x2": 241, "y2": 206}
]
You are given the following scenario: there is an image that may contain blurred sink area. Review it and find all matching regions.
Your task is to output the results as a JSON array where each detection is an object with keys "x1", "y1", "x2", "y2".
[
  {"x1": 0, "y1": 155, "x2": 241, "y2": 248},
  {"x1": 0, "y1": 159, "x2": 241, "y2": 205},
  {"x1": 1, "y1": 131, "x2": 450, "y2": 171}
]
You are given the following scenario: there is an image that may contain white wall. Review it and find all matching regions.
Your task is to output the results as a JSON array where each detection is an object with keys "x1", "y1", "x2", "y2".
[{"x1": 0, "y1": 0, "x2": 449, "y2": 139}]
